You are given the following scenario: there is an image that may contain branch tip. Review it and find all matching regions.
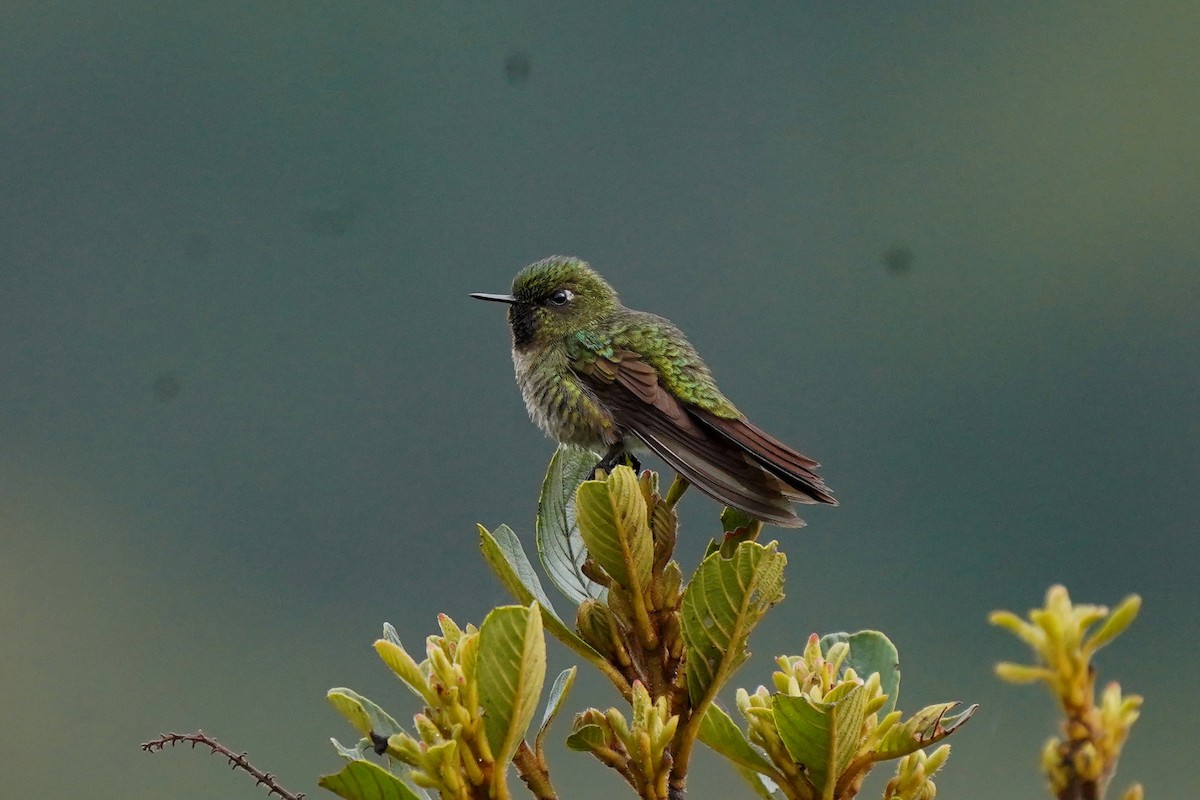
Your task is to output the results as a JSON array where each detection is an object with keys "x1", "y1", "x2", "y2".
[{"x1": 141, "y1": 730, "x2": 305, "y2": 800}]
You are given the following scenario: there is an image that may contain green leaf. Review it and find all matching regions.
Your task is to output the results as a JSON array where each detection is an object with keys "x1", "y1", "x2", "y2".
[
  {"x1": 681, "y1": 541, "x2": 786, "y2": 705},
  {"x1": 380, "y1": 622, "x2": 403, "y2": 648},
  {"x1": 820, "y1": 630, "x2": 901, "y2": 715},
  {"x1": 731, "y1": 763, "x2": 779, "y2": 800},
  {"x1": 536, "y1": 444, "x2": 608, "y2": 604},
  {"x1": 330, "y1": 737, "x2": 369, "y2": 761},
  {"x1": 480, "y1": 524, "x2": 560, "y2": 615},
  {"x1": 374, "y1": 638, "x2": 433, "y2": 706},
  {"x1": 478, "y1": 524, "x2": 610, "y2": 669},
  {"x1": 535, "y1": 667, "x2": 577, "y2": 756},
  {"x1": 697, "y1": 703, "x2": 775, "y2": 775},
  {"x1": 875, "y1": 702, "x2": 976, "y2": 760},
  {"x1": 988, "y1": 610, "x2": 1044, "y2": 648},
  {"x1": 773, "y1": 685, "x2": 869, "y2": 800},
  {"x1": 476, "y1": 603, "x2": 547, "y2": 771},
  {"x1": 565, "y1": 723, "x2": 607, "y2": 752},
  {"x1": 327, "y1": 688, "x2": 404, "y2": 739},
  {"x1": 720, "y1": 506, "x2": 757, "y2": 533},
  {"x1": 1084, "y1": 594, "x2": 1141, "y2": 654},
  {"x1": 994, "y1": 662, "x2": 1053, "y2": 684},
  {"x1": 718, "y1": 507, "x2": 761, "y2": 556},
  {"x1": 318, "y1": 759, "x2": 424, "y2": 800},
  {"x1": 575, "y1": 465, "x2": 653, "y2": 592}
]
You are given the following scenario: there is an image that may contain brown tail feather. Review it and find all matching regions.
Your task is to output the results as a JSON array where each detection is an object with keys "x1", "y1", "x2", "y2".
[
  {"x1": 631, "y1": 427, "x2": 805, "y2": 528},
  {"x1": 692, "y1": 410, "x2": 838, "y2": 506},
  {"x1": 602, "y1": 389, "x2": 806, "y2": 526},
  {"x1": 577, "y1": 356, "x2": 834, "y2": 526}
]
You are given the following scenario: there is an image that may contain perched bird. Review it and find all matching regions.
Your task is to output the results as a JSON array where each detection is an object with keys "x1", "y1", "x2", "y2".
[{"x1": 472, "y1": 256, "x2": 836, "y2": 527}]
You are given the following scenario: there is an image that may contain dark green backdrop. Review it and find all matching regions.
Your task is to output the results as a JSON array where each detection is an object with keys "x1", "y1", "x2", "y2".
[{"x1": 2, "y1": 3, "x2": 1196, "y2": 798}]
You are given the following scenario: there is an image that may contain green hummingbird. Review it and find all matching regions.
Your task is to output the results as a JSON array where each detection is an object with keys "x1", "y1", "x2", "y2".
[{"x1": 472, "y1": 255, "x2": 836, "y2": 527}]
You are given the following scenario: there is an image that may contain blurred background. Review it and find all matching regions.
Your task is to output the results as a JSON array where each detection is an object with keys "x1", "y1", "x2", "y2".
[{"x1": 1, "y1": 2, "x2": 1196, "y2": 798}]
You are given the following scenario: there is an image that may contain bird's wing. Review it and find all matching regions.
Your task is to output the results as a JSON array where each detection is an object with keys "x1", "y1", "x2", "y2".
[
  {"x1": 689, "y1": 408, "x2": 837, "y2": 505},
  {"x1": 571, "y1": 344, "x2": 831, "y2": 526}
]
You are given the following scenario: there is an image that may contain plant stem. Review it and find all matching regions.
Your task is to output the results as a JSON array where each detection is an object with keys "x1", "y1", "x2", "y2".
[
  {"x1": 629, "y1": 583, "x2": 661, "y2": 653},
  {"x1": 513, "y1": 741, "x2": 558, "y2": 800},
  {"x1": 552, "y1": 623, "x2": 634, "y2": 698},
  {"x1": 663, "y1": 475, "x2": 690, "y2": 509},
  {"x1": 667, "y1": 707, "x2": 705, "y2": 798},
  {"x1": 141, "y1": 730, "x2": 306, "y2": 800}
]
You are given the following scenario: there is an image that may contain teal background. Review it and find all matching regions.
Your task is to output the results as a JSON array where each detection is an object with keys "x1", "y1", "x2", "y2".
[{"x1": 1, "y1": 3, "x2": 1196, "y2": 798}]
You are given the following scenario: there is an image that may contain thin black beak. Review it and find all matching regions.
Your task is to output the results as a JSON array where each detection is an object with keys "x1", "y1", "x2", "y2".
[{"x1": 470, "y1": 292, "x2": 518, "y2": 304}]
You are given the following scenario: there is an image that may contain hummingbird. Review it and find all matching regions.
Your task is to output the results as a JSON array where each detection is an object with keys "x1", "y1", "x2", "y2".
[{"x1": 471, "y1": 255, "x2": 836, "y2": 527}]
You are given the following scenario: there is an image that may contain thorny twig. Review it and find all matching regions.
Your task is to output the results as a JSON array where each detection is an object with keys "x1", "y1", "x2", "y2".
[{"x1": 141, "y1": 730, "x2": 304, "y2": 800}]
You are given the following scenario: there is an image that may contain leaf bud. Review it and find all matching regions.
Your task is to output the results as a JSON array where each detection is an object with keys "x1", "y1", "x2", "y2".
[{"x1": 576, "y1": 600, "x2": 618, "y2": 658}]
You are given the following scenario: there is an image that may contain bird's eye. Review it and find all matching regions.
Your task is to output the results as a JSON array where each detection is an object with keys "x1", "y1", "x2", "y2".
[{"x1": 548, "y1": 289, "x2": 573, "y2": 306}]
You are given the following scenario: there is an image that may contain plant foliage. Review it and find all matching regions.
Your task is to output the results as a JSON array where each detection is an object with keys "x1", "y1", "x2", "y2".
[{"x1": 317, "y1": 448, "x2": 981, "y2": 800}]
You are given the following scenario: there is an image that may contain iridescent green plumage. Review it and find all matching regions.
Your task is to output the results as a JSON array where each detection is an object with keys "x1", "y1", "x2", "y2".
[{"x1": 472, "y1": 255, "x2": 836, "y2": 527}]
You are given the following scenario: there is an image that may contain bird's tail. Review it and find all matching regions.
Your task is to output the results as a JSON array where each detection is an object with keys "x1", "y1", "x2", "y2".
[
  {"x1": 690, "y1": 409, "x2": 838, "y2": 506},
  {"x1": 621, "y1": 411, "x2": 833, "y2": 528}
]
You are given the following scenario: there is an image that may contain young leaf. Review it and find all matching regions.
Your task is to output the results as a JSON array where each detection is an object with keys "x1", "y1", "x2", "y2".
[
  {"x1": 327, "y1": 688, "x2": 404, "y2": 740},
  {"x1": 373, "y1": 638, "x2": 434, "y2": 706},
  {"x1": 565, "y1": 723, "x2": 608, "y2": 752},
  {"x1": 718, "y1": 507, "x2": 761, "y2": 556},
  {"x1": 535, "y1": 667, "x2": 577, "y2": 758},
  {"x1": 697, "y1": 703, "x2": 776, "y2": 775},
  {"x1": 681, "y1": 541, "x2": 786, "y2": 705},
  {"x1": 380, "y1": 622, "x2": 403, "y2": 647},
  {"x1": 536, "y1": 444, "x2": 608, "y2": 604},
  {"x1": 994, "y1": 662, "x2": 1054, "y2": 684},
  {"x1": 318, "y1": 759, "x2": 424, "y2": 800},
  {"x1": 988, "y1": 610, "x2": 1044, "y2": 648},
  {"x1": 476, "y1": 603, "x2": 547, "y2": 771},
  {"x1": 1084, "y1": 594, "x2": 1142, "y2": 654},
  {"x1": 772, "y1": 685, "x2": 869, "y2": 799},
  {"x1": 720, "y1": 506, "x2": 757, "y2": 533},
  {"x1": 575, "y1": 465, "x2": 653, "y2": 592},
  {"x1": 820, "y1": 630, "x2": 901, "y2": 716},
  {"x1": 874, "y1": 702, "x2": 976, "y2": 760}
]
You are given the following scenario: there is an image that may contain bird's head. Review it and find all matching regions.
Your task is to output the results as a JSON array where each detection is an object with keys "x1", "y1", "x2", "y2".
[{"x1": 472, "y1": 255, "x2": 620, "y2": 350}]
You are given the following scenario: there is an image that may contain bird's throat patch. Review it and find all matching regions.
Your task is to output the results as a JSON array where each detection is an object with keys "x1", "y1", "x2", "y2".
[{"x1": 509, "y1": 305, "x2": 537, "y2": 350}]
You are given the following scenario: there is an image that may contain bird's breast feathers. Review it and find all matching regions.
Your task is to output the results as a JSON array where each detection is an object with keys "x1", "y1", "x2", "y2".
[{"x1": 512, "y1": 344, "x2": 622, "y2": 447}]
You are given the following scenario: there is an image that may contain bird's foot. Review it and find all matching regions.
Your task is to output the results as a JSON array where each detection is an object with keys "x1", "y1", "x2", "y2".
[{"x1": 592, "y1": 447, "x2": 641, "y2": 477}]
